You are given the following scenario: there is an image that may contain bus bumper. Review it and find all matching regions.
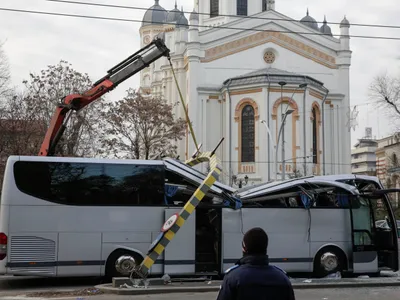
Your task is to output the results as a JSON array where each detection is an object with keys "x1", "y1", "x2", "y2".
[{"x1": 0, "y1": 259, "x2": 8, "y2": 275}]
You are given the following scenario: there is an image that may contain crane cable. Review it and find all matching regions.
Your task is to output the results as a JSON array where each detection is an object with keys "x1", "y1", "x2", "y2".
[
  {"x1": 130, "y1": 56, "x2": 228, "y2": 280},
  {"x1": 168, "y1": 57, "x2": 200, "y2": 153}
]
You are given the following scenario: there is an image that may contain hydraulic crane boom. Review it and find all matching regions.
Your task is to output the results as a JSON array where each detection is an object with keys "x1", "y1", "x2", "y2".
[{"x1": 39, "y1": 36, "x2": 170, "y2": 156}]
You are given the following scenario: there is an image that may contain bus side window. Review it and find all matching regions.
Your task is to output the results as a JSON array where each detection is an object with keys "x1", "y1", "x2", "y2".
[
  {"x1": 336, "y1": 194, "x2": 349, "y2": 208},
  {"x1": 262, "y1": 198, "x2": 287, "y2": 208},
  {"x1": 13, "y1": 161, "x2": 166, "y2": 207},
  {"x1": 287, "y1": 196, "x2": 302, "y2": 208},
  {"x1": 314, "y1": 193, "x2": 337, "y2": 208}
]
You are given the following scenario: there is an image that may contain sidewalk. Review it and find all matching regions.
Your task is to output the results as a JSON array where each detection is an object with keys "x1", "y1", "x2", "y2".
[{"x1": 94, "y1": 277, "x2": 400, "y2": 295}]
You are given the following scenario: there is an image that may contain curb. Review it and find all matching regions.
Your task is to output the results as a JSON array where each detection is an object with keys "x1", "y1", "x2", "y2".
[{"x1": 94, "y1": 279, "x2": 400, "y2": 295}]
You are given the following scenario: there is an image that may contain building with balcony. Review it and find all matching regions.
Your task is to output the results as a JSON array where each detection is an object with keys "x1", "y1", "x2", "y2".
[
  {"x1": 351, "y1": 138, "x2": 378, "y2": 175},
  {"x1": 376, "y1": 133, "x2": 400, "y2": 210}
]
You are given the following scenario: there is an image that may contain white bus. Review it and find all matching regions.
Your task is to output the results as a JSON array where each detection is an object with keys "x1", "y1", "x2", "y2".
[{"x1": 0, "y1": 156, "x2": 399, "y2": 279}]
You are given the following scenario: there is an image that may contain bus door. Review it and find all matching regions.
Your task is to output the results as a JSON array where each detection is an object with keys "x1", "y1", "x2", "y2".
[
  {"x1": 366, "y1": 190, "x2": 399, "y2": 272},
  {"x1": 350, "y1": 191, "x2": 399, "y2": 273},
  {"x1": 163, "y1": 208, "x2": 196, "y2": 275},
  {"x1": 349, "y1": 196, "x2": 378, "y2": 273}
]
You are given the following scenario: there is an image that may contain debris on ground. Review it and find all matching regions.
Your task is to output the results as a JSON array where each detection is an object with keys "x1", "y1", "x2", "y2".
[
  {"x1": 324, "y1": 272, "x2": 342, "y2": 279},
  {"x1": 25, "y1": 288, "x2": 103, "y2": 298},
  {"x1": 162, "y1": 274, "x2": 171, "y2": 284}
]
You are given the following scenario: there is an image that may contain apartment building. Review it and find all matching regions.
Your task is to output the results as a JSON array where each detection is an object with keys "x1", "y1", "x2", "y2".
[
  {"x1": 376, "y1": 133, "x2": 400, "y2": 209},
  {"x1": 351, "y1": 138, "x2": 378, "y2": 175}
]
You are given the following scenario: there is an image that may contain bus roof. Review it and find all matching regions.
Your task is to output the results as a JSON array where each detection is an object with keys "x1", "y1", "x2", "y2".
[
  {"x1": 237, "y1": 177, "x2": 360, "y2": 200},
  {"x1": 11, "y1": 155, "x2": 165, "y2": 165},
  {"x1": 163, "y1": 158, "x2": 236, "y2": 194}
]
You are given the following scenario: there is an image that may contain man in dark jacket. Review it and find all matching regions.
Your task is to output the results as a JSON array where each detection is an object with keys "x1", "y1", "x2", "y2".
[{"x1": 216, "y1": 227, "x2": 295, "y2": 300}]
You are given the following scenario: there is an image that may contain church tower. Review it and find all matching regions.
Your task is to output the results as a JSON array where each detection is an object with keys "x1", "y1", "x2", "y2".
[
  {"x1": 198, "y1": 0, "x2": 275, "y2": 28},
  {"x1": 139, "y1": 0, "x2": 168, "y2": 94}
]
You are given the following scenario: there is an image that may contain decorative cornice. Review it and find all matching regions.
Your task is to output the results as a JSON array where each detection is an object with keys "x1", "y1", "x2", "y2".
[
  {"x1": 309, "y1": 89, "x2": 324, "y2": 100},
  {"x1": 200, "y1": 31, "x2": 337, "y2": 69},
  {"x1": 230, "y1": 88, "x2": 263, "y2": 96},
  {"x1": 269, "y1": 88, "x2": 305, "y2": 94}
]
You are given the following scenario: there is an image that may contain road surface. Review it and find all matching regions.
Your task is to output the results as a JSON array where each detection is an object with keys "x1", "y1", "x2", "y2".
[
  {"x1": 0, "y1": 275, "x2": 102, "y2": 296},
  {"x1": 1, "y1": 288, "x2": 398, "y2": 300}
]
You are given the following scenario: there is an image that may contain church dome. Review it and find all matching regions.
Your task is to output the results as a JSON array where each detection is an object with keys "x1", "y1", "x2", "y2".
[
  {"x1": 166, "y1": 2, "x2": 181, "y2": 23},
  {"x1": 340, "y1": 16, "x2": 350, "y2": 27},
  {"x1": 142, "y1": 0, "x2": 168, "y2": 27},
  {"x1": 300, "y1": 9, "x2": 319, "y2": 31},
  {"x1": 189, "y1": 9, "x2": 199, "y2": 22},
  {"x1": 320, "y1": 16, "x2": 333, "y2": 36},
  {"x1": 176, "y1": 10, "x2": 189, "y2": 28}
]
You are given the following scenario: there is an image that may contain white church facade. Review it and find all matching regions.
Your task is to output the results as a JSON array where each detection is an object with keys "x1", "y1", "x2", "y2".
[{"x1": 139, "y1": 0, "x2": 352, "y2": 186}]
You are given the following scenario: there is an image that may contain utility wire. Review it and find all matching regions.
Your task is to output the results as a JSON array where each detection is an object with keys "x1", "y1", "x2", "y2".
[
  {"x1": 1, "y1": 7, "x2": 400, "y2": 41},
  {"x1": 46, "y1": 0, "x2": 400, "y2": 30}
]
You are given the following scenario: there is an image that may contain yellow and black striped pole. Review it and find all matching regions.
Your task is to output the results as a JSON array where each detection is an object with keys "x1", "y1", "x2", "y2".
[{"x1": 133, "y1": 151, "x2": 222, "y2": 278}]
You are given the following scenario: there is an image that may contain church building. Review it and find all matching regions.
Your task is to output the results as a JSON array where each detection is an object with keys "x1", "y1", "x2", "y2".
[{"x1": 139, "y1": 0, "x2": 352, "y2": 186}]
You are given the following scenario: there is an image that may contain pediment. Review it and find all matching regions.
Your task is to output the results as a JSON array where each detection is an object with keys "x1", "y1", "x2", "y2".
[{"x1": 201, "y1": 30, "x2": 337, "y2": 69}]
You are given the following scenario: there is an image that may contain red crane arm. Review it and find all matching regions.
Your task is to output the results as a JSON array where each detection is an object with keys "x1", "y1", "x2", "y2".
[{"x1": 39, "y1": 36, "x2": 170, "y2": 156}]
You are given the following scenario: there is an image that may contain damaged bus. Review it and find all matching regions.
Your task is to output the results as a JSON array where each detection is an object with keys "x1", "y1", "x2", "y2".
[
  {"x1": 235, "y1": 175, "x2": 400, "y2": 277},
  {"x1": 1, "y1": 156, "x2": 398, "y2": 278},
  {"x1": 0, "y1": 155, "x2": 239, "y2": 278}
]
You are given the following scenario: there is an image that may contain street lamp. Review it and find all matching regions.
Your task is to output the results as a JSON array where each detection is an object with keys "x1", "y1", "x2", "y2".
[
  {"x1": 232, "y1": 174, "x2": 249, "y2": 189},
  {"x1": 283, "y1": 83, "x2": 308, "y2": 115},
  {"x1": 261, "y1": 120, "x2": 276, "y2": 178},
  {"x1": 276, "y1": 109, "x2": 294, "y2": 181},
  {"x1": 275, "y1": 83, "x2": 308, "y2": 181},
  {"x1": 277, "y1": 81, "x2": 287, "y2": 181}
]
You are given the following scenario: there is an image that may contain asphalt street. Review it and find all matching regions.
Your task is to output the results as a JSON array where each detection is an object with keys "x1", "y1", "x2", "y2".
[
  {"x1": 0, "y1": 275, "x2": 102, "y2": 296},
  {"x1": 0, "y1": 274, "x2": 399, "y2": 298},
  {"x1": 1, "y1": 288, "x2": 397, "y2": 300}
]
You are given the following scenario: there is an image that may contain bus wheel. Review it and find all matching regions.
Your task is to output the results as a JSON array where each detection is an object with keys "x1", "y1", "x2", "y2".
[
  {"x1": 314, "y1": 247, "x2": 345, "y2": 278},
  {"x1": 105, "y1": 250, "x2": 143, "y2": 281}
]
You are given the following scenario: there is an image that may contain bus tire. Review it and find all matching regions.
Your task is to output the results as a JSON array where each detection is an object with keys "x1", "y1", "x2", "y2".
[
  {"x1": 105, "y1": 249, "x2": 143, "y2": 281},
  {"x1": 313, "y1": 246, "x2": 347, "y2": 278}
]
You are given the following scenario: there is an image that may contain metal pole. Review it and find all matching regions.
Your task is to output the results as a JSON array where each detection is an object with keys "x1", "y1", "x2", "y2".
[
  {"x1": 275, "y1": 114, "x2": 289, "y2": 181},
  {"x1": 321, "y1": 87, "x2": 329, "y2": 175},
  {"x1": 266, "y1": 75, "x2": 271, "y2": 181},
  {"x1": 303, "y1": 84, "x2": 307, "y2": 176},
  {"x1": 275, "y1": 135, "x2": 279, "y2": 181},
  {"x1": 282, "y1": 113, "x2": 286, "y2": 180},
  {"x1": 226, "y1": 79, "x2": 233, "y2": 186},
  {"x1": 281, "y1": 84, "x2": 284, "y2": 181}
]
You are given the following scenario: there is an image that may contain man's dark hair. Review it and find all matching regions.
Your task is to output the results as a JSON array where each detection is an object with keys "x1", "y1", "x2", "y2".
[{"x1": 243, "y1": 227, "x2": 269, "y2": 255}]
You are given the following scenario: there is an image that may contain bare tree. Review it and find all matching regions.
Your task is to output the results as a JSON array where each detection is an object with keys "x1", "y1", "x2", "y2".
[
  {"x1": 369, "y1": 73, "x2": 400, "y2": 120},
  {"x1": 22, "y1": 60, "x2": 104, "y2": 157},
  {"x1": 0, "y1": 92, "x2": 44, "y2": 155},
  {"x1": 0, "y1": 92, "x2": 46, "y2": 191},
  {"x1": 98, "y1": 89, "x2": 186, "y2": 159},
  {"x1": 0, "y1": 42, "x2": 11, "y2": 99}
]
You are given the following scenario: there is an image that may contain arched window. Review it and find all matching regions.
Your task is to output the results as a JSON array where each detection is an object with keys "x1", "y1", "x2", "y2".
[
  {"x1": 237, "y1": 0, "x2": 248, "y2": 16},
  {"x1": 210, "y1": 0, "x2": 219, "y2": 18},
  {"x1": 262, "y1": 0, "x2": 268, "y2": 11},
  {"x1": 241, "y1": 105, "x2": 255, "y2": 162},
  {"x1": 312, "y1": 107, "x2": 318, "y2": 164}
]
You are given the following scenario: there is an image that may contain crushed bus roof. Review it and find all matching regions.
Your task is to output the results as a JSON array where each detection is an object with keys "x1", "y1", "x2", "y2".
[
  {"x1": 163, "y1": 158, "x2": 236, "y2": 195},
  {"x1": 237, "y1": 177, "x2": 360, "y2": 200}
]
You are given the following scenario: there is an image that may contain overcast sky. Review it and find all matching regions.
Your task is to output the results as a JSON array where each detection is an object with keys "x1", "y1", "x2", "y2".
[{"x1": 1, "y1": 0, "x2": 399, "y2": 146}]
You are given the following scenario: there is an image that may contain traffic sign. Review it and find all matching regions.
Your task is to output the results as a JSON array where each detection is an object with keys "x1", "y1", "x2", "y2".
[{"x1": 162, "y1": 213, "x2": 179, "y2": 232}]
